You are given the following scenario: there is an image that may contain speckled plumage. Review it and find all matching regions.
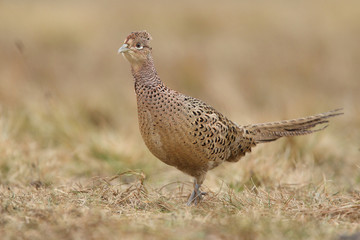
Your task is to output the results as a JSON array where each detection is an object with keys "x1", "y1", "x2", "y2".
[{"x1": 119, "y1": 31, "x2": 343, "y2": 205}]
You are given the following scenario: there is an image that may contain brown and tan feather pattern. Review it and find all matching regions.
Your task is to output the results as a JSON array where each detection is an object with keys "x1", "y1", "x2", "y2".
[
  {"x1": 118, "y1": 31, "x2": 343, "y2": 205},
  {"x1": 244, "y1": 109, "x2": 343, "y2": 143}
]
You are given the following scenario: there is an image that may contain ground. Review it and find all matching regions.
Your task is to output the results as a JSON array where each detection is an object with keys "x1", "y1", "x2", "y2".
[{"x1": 0, "y1": 1, "x2": 359, "y2": 239}]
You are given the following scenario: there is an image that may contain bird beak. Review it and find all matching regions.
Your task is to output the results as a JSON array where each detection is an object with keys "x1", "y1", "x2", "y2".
[{"x1": 118, "y1": 44, "x2": 130, "y2": 54}]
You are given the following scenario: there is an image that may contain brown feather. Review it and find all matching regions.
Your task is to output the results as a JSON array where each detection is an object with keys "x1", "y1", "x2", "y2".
[{"x1": 244, "y1": 109, "x2": 343, "y2": 143}]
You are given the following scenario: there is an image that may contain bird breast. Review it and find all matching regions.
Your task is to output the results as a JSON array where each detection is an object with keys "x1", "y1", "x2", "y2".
[{"x1": 135, "y1": 87, "x2": 202, "y2": 170}]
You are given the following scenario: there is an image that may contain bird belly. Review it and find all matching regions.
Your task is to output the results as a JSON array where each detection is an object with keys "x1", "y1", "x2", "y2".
[{"x1": 137, "y1": 108, "x2": 208, "y2": 177}]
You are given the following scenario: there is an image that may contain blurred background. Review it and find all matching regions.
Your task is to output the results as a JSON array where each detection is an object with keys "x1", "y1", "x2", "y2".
[{"x1": 0, "y1": 0, "x2": 359, "y2": 188}]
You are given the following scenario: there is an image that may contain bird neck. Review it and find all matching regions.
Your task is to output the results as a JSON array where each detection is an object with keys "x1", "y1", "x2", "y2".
[{"x1": 131, "y1": 55, "x2": 164, "y2": 91}]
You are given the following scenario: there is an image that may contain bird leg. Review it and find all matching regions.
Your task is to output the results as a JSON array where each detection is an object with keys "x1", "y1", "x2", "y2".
[{"x1": 186, "y1": 179, "x2": 206, "y2": 206}]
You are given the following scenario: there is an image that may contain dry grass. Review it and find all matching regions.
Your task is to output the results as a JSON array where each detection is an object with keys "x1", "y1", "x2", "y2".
[{"x1": 0, "y1": 0, "x2": 360, "y2": 239}]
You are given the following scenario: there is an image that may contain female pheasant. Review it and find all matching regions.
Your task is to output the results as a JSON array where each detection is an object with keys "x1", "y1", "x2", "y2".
[{"x1": 118, "y1": 31, "x2": 342, "y2": 205}]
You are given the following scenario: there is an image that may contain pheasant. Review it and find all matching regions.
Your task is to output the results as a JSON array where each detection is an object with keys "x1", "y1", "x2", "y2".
[{"x1": 118, "y1": 31, "x2": 342, "y2": 205}]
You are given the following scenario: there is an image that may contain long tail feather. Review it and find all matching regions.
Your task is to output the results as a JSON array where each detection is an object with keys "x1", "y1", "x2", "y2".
[{"x1": 244, "y1": 108, "x2": 343, "y2": 143}]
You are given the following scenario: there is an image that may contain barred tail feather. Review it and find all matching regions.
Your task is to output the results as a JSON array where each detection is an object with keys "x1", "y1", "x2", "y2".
[{"x1": 244, "y1": 108, "x2": 343, "y2": 143}]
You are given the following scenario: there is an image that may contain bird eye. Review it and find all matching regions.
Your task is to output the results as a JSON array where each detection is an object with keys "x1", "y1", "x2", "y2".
[{"x1": 135, "y1": 43, "x2": 143, "y2": 49}]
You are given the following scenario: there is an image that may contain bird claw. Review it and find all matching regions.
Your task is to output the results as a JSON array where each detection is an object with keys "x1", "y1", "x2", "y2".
[{"x1": 186, "y1": 183, "x2": 206, "y2": 206}]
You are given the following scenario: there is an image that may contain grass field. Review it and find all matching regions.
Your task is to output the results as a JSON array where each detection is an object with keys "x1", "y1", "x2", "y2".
[{"x1": 0, "y1": 1, "x2": 359, "y2": 239}]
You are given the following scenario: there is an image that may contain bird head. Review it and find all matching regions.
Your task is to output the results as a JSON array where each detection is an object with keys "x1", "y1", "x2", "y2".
[{"x1": 118, "y1": 31, "x2": 153, "y2": 66}]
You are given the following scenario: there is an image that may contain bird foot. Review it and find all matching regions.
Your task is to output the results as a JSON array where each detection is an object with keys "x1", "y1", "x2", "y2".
[{"x1": 186, "y1": 184, "x2": 206, "y2": 206}]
